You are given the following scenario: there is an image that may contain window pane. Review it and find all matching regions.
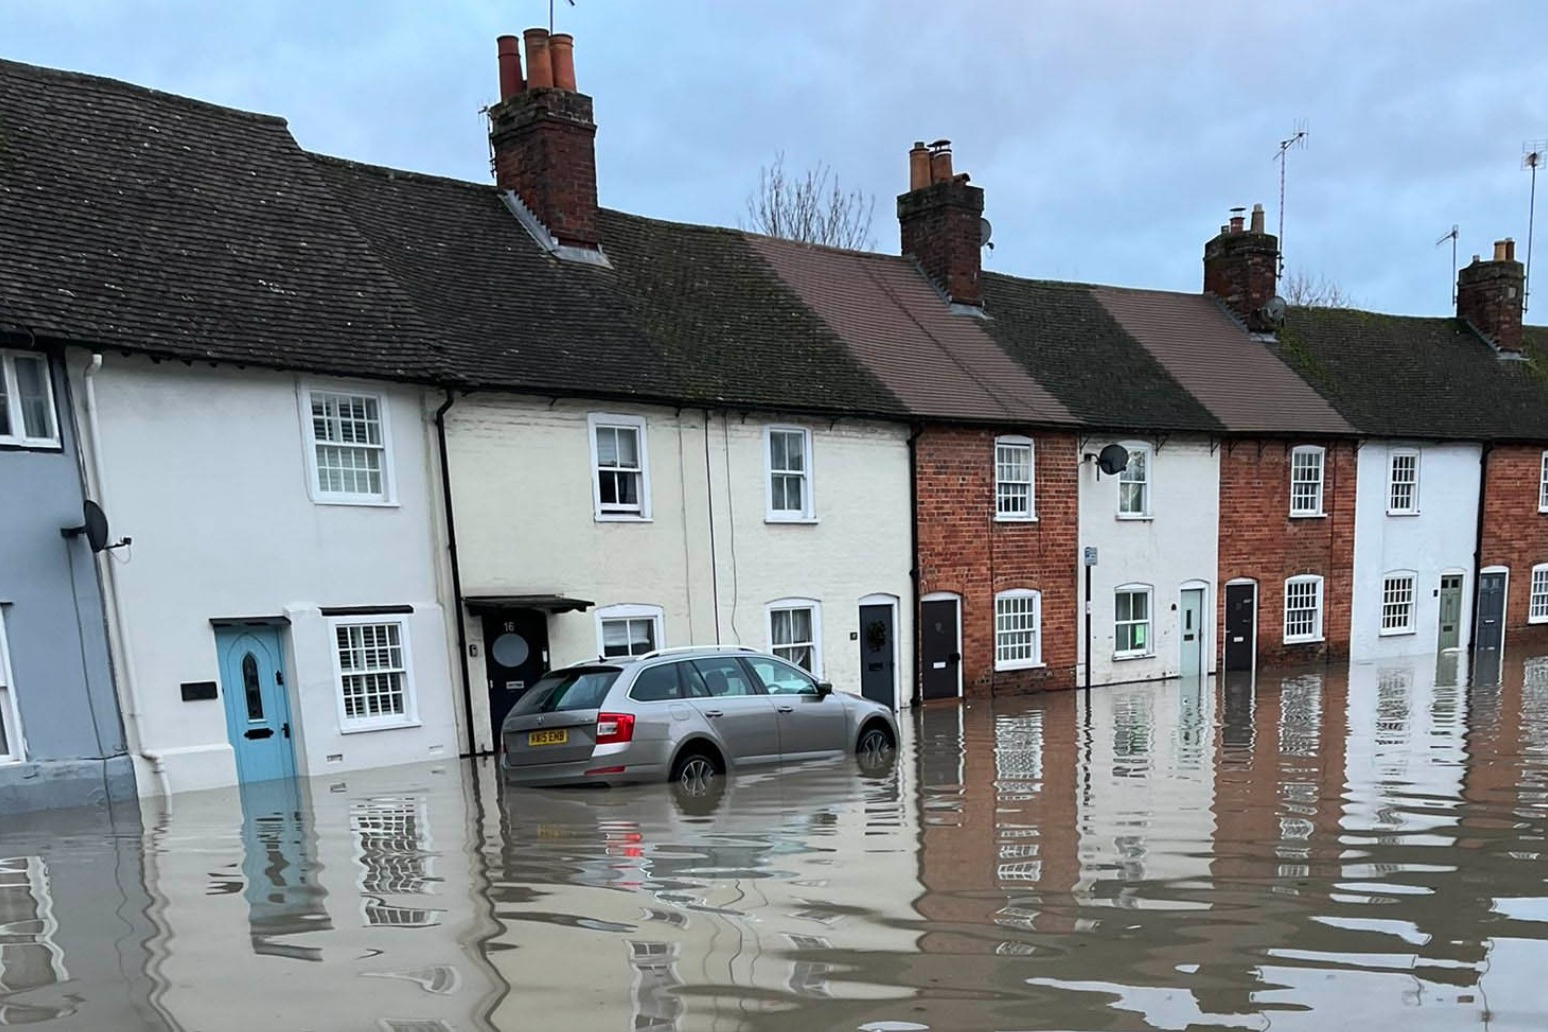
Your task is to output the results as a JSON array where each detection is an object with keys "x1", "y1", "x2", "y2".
[
  {"x1": 1532, "y1": 569, "x2": 1548, "y2": 619},
  {"x1": 616, "y1": 427, "x2": 639, "y2": 468},
  {"x1": 0, "y1": 362, "x2": 10, "y2": 436},
  {"x1": 995, "y1": 594, "x2": 1039, "y2": 666},
  {"x1": 692, "y1": 657, "x2": 759, "y2": 697},
  {"x1": 630, "y1": 664, "x2": 681, "y2": 702},
  {"x1": 13, "y1": 356, "x2": 54, "y2": 440},
  {"x1": 597, "y1": 427, "x2": 619, "y2": 466},
  {"x1": 336, "y1": 623, "x2": 408, "y2": 721},
  {"x1": 510, "y1": 670, "x2": 621, "y2": 714},
  {"x1": 747, "y1": 656, "x2": 818, "y2": 695},
  {"x1": 0, "y1": 690, "x2": 10, "y2": 757}
]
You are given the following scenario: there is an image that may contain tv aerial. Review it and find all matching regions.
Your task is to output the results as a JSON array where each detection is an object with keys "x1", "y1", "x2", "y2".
[
  {"x1": 1273, "y1": 120, "x2": 1309, "y2": 279},
  {"x1": 1436, "y1": 224, "x2": 1459, "y2": 305},
  {"x1": 1525, "y1": 141, "x2": 1543, "y2": 313}
]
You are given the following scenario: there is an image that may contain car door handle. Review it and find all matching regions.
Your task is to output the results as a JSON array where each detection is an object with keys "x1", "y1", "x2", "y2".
[
  {"x1": 776, "y1": 706, "x2": 794, "y2": 714},
  {"x1": 704, "y1": 710, "x2": 723, "y2": 718}
]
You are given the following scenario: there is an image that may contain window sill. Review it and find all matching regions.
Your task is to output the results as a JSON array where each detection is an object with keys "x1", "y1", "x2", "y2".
[
  {"x1": 1113, "y1": 651, "x2": 1154, "y2": 661},
  {"x1": 1386, "y1": 510, "x2": 1420, "y2": 518},
  {"x1": 339, "y1": 720, "x2": 422, "y2": 736},
  {"x1": 0, "y1": 439, "x2": 63, "y2": 453},
  {"x1": 1529, "y1": 614, "x2": 1548, "y2": 625},
  {"x1": 594, "y1": 513, "x2": 654, "y2": 523},
  {"x1": 1283, "y1": 635, "x2": 1325, "y2": 645},
  {"x1": 994, "y1": 515, "x2": 1039, "y2": 524},
  {"x1": 1289, "y1": 512, "x2": 1326, "y2": 520},
  {"x1": 1378, "y1": 628, "x2": 1415, "y2": 637},
  {"x1": 994, "y1": 660, "x2": 1045, "y2": 672},
  {"x1": 765, "y1": 515, "x2": 820, "y2": 525},
  {"x1": 1115, "y1": 513, "x2": 1153, "y2": 522},
  {"x1": 311, "y1": 496, "x2": 400, "y2": 508}
]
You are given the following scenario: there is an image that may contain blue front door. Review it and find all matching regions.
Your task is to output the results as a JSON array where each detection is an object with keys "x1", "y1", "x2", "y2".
[{"x1": 216, "y1": 626, "x2": 297, "y2": 783}]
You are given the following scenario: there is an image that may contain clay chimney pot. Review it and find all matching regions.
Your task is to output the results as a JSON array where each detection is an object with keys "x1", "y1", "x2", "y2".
[
  {"x1": 929, "y1": 146, "x2": 953, "y2": 185},
  {"x1": 523, "y1": 28, "x2": 553, "y2": 89},
  {"x1": 549, "y1": 33, "x2": 576, "y2": 91},
  {"x1": 908, "y1": 142, "x2": 930, "y2": 191},
  {"x1": 497, "y1": 35, "x2": 524, "y2": 100}
]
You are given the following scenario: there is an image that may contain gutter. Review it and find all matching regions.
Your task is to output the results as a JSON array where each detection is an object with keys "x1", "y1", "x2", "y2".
[
  {"x1": 908, "y1": 423, "x2": 923, "y2": 707},
  {"x1": 80, "y1": 353, "x2": 171, "y2": 798},
  {"x1": 1468, "y1": 442, "x2": 1493, "y2": 653},
  {"x1": 434, "y1": 389, "x2": 478, "y2": 757}
]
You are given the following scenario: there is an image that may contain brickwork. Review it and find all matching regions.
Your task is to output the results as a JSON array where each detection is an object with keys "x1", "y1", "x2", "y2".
[
  {"x1": 1202, "y1": 221, "x2": 1278, "y2": 332},
  {"x1": 1456, "y1": 245, "x2": 1524, "y2": 353},
  {"x1": 916, "y1": 428, "x2": 1078, "y2": 695},
  {"x1": 1480, "y1": 445, "x2": 1548, "y2": 632},
  {"x1": 1217, "y1": 440, "x2": 1356, "y2": 666},
  {"x1": 489, "y1": 87, "x2": 599, "y2": 248},
  {"x1": 897, "y1": 179, "x2": 985, "y2": 307}
]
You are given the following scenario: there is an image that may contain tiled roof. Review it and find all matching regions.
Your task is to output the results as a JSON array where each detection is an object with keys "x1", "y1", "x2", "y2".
[
  {"x1": 0, "y1": 59, "x2": 443, "y2": 381},
  {"x1": 1268, "y1": 307, "x2": 1548, "y2": 440}
]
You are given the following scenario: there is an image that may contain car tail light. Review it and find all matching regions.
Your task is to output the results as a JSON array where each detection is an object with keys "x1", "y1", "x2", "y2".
[{"x1": 596, "y1": 713, "x2": 635, "y2": 744}]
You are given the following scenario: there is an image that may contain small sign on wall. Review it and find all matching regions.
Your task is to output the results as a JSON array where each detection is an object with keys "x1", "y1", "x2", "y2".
[
  {"x1": 180, "y1": 681, "x2": 218, "y2": 702},
  {"x1": 1083, "y1": 547, "x2": 1099, "y2": 567}
]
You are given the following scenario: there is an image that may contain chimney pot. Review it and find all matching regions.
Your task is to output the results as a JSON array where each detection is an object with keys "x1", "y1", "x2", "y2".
[
  {"x1": 549, "y1": 33, "x2": 576, "y2": 91},
  {"x1": 523, "y1": 28, "x2": 553, "y2": 89},
  {"x1": 929, "y1": 145, "x2": 953, "y2": 185},
  {"x1": 1229, "y1": 214, "x2": 1245, "y2": 234},
  {"x1": 908, "y1": 142, "x2": 930, "y2": 191},
  {"x1": 497, "y1": 35, "x2": 525, "y2": 100},
  {"x1": 1494, "y1": 239, "x2": 1509, "y2": 262},
  {"x1": 1249, "y1": 203, "x2": 1265, "y2": 234}
]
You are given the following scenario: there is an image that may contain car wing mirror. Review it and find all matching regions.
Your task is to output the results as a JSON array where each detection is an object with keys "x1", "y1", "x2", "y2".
[{"x1": 815, "y1": 682, "x2": 834, "y2": 698}]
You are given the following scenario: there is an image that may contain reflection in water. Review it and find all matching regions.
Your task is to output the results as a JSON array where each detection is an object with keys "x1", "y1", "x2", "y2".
[{"x1": 7, "y1": 653, "x2": 1548, "y2": 1031}]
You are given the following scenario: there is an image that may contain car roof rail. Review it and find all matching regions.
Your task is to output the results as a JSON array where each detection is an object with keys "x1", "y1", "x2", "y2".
[{"x1": 634, "y1": 644, "x2": 758, "y2": 661}]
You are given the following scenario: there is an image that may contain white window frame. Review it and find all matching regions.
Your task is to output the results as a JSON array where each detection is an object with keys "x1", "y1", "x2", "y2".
[
  {"x1": 594, "y1": 603, "x2": 665, "y2": 659},
  {"x1": 587, "y1": 412, "x2": 652, "y2": 521},
  {"x1": 1539, "y1": 452, "x2": 1548, "y2": 513},
  {"x1": 1283, "y1": 575, "x2": 1325, "y2": 644},
  {"x1": 1387, "y1": 449, "x2": 1420, "y2": 516},
  {"x1": 299, "y1": 385, "x2": 396, "y2": 506},
  {"x1": 993, "y1": 436, "x2": 1036, "y2": 522},
  {"x1": 0, "y1": 609, "x2": 25, "y2": 764},
  {"x1": 764, "y1": 425, "x2": 816, "y2": 523},
  {"x1": 0, "y1": 856, "x2": 68, "y2": 993},
  {"x1": 1116, "y1": 442, "x2": 1153, "y2": 519},
  {"x1": 1531, "y1": 565, "x2": 1548, "y2": 624},
  {"x1": 766, "y1": 598, "x2": 823, "y2": 675},
  {"x1": 328, "y1": 616, "x2": 419, "y2": 733},
  {"x1": 993, "y1": 588, "x2": 1043, "y2": 670},
  {"x1": 1379, "y1": 571, "x2": 1417, "y2": 635},
  {"x1": 1113, "y1": 584, "x2": 1155, "y2": 659},
  {"x1": 1289, "y1": 445, "x2": 1325, "y2": 517},
  {"x1": 0, "y1": 350, "x2": 61, "y2": 450}
]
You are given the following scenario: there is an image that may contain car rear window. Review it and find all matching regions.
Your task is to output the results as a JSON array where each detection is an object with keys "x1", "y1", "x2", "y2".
[
  {"x1": 629, "y1": 663, "x2": 687, "y2": 702},
  {"x1": 508, "y1": 669, "x2": 621, "y2": 715}
]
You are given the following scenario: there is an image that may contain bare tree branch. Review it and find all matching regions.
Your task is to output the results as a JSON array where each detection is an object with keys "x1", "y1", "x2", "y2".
[
  {"x1": 741, "y1": 151, "x2": 875, "y2": 251},
  {"x1": 1281, "y1": 269, "x2": 1356, "y2": 308}
]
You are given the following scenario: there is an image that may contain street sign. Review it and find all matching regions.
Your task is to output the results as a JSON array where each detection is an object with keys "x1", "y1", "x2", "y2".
[{"x1": 1083, "y1": 547, "x2": 1098, "y2": 567}]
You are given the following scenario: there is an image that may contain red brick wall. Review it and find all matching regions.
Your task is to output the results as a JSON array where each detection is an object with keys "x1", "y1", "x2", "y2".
[
  {"x1": 1217, "y1": 440, "x2": 1356, "y2": 665},
  {"x1": 916, "y1": 428, "x2": 1078, "y2": 695},
  {"x1": 1481, "y1": 445, "x2": 1548, "y2": 635}
]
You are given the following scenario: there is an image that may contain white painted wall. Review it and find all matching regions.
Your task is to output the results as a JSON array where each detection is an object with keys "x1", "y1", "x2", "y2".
[
  {"x1": 446, "y1": 397, "x2": 914, "y2": 749},
  {"x1": 1349, "y1": 441, "x2": 1480, "y2": 661},
  {"x1": 1077, "y1": 436, "x2": 1220, "y2": 686},
  {"x1": 74, "y1": 355, "x2": 458, "y2": 794}
]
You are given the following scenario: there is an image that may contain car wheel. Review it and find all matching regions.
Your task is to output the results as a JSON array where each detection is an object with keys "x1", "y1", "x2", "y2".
[
  {"x1": 671, "y1": 749, "x2": 721, "y2": 791},
  {"x1": 856, "y1": 724, "x2": 895, "y2": 770}
]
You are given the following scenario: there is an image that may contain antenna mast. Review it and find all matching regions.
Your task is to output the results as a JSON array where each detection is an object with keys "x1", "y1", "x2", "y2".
[
  {"x1": 1525, "y1": 141, "x2": 1543, "y2": 314},
  {"x1": 549, "y1": 0, "x2": 575, "y2": 33},
  {"x1": 1273, "y1": 121, "x2": 1309, "y2": 281},
  {"x1": 1436, "y1": 224, "x2": 1459, "y2": 305}
]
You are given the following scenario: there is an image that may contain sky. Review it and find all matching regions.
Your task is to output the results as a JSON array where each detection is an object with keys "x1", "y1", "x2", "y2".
[{"x1": 6, "y1": 0, "x2": 1547, "y2": 318}]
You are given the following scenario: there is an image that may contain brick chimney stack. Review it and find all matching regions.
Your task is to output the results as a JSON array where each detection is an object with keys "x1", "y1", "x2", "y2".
[
  {"x1": 488, "y1": 29, "x2": 599, "y2": 250},
  {"x1": 1203, "y1": 203, "x2": 1278, "y2": 332},
  {"x1": 1457, "y1": 238, "x2": 1525, "y2": 354},
  {"x1": 898, "y1": 140, "x2": 985, "y2": 308}
]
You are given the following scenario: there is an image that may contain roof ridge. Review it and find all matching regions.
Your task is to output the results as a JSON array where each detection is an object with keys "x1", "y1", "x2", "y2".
[
  {"x1": 0, "y1": 56, "x2": 287, "y2": 126},
  {"x1": 307, "y1": 151, "x2": 500, "y2": 193}
]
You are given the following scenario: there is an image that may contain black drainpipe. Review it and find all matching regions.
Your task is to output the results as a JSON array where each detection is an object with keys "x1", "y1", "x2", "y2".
[
  {"x1": 1468, "y1": 441, "x2": 1493, "y2": 653},
  {"x1": 908, "y1": 423, "x2": 923, "y2": 707},
  {"x1": 434, "y1": 388, "x2": 477, "y2": 758}
]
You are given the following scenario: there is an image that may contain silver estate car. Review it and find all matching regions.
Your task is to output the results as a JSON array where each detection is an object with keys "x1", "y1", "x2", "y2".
[{"x1": 500, "y1": 646, "x2": 898, "y2": 787}]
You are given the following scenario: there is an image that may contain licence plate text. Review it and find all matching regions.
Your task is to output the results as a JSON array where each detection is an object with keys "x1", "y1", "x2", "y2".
[{"x1": 528, "y1": 729, "x2": 568, "y2": 747}]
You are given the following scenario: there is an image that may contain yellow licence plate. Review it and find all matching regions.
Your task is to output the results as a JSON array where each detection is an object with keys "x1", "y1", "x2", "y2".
[{"x1": 528, "y1": 729, "x2": 568, "y2": 747}]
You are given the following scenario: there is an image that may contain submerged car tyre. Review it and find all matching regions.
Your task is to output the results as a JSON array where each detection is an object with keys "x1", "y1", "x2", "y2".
[
  {"x1": 670, "y1": 748, "x2": 722, "y2": 789},
  {"x1": 856, "y1": 723, "x2": 895, "y2": 772}
]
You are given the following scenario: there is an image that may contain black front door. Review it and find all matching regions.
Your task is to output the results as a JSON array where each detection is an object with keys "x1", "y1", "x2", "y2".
[
  {"x1": 483, "y1": 609, "x2": 550, "y2": 745},
  {"x1": 1223, "y1": 583, "x2": 1256, "y2": 673},
  {"x1": 920, "y1": 599, "x2": 960, "y2": 700},
  {"x1": 858, "y1": 604, "x2": 897, "y2": 709},
  {"x1": 1474, "y1": 571, "x2": 1507, "y2": 685}
]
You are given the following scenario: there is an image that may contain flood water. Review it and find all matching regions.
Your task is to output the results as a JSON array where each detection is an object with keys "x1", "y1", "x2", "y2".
[{"x1": 2, "y1": 654, "x2": 1546, "y2": 1032}]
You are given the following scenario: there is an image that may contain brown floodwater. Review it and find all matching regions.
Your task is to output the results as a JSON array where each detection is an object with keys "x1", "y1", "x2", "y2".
[{"x1": 1, "y1": 653, "x2": 1545, "y2": 1031}]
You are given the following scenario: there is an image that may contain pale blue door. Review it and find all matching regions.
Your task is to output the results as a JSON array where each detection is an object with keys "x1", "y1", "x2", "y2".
[
  {"x1": 216, "y1": 626, "x2": 297, "y2": 783},
  {"x1": 1179, "y1": 588, "x2": 1205, "y2": 679}
]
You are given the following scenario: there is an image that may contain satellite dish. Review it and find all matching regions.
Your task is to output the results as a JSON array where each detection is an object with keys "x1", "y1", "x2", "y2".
[
  {"x1": 61, "y1": 499, "x2": 112, "y2": 553},
  {"x1": 1260, "y1": 295, "x2": 1288, "y2": 326},
  {"x1": 979, "y1": 217, "x2": 994, "y2": 249},
  {"x1": 1097, "y1": 443, "x2": 1130, "y2": 476}
]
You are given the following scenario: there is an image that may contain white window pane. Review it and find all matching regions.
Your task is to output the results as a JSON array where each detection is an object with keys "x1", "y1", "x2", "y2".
[
  {"x1": 615, "y1": 427, "x2": 639, "y2": 468},
  {"x1": 1532, "y1": 570, "x2": 1548, "y2": 619},
  {"x1": 13, "y1": 356, "x2": 54, "y2": 440}
]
